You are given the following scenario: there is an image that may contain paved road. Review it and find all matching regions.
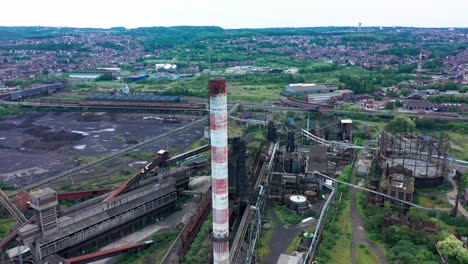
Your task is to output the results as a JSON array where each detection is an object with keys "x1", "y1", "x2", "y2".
[
  {"x1": 350, "y1": 188, "x2": 388, "y2": 264},
  {"x1": 350, "y1": 142, "x2": 387, "y2": 264},
  {"x1": 264, "y1": 201, "x2": 302, "y2": 264}
]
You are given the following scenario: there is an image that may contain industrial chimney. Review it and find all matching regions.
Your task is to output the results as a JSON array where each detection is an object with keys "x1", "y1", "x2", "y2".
[{"x1": 209, "y1": 78, "x2": 229, "y2": 263}]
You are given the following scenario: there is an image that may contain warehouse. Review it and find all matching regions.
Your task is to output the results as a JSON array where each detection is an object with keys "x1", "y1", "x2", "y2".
[
  {"x1": 1, "y1": 82, "x2": 63, "y2": 100},
  {"x1": 284, "y1": 83, "x2": 338, "y2": 95}
]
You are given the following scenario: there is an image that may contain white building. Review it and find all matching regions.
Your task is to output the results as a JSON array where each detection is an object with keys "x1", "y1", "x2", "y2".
[{"x1": 155, "y1": 64, "x2": 177, "y2": 73}]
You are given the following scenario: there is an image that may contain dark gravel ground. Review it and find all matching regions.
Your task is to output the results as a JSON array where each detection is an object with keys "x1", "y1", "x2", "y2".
[{"x1": 0, "y1": 112, "x2": 203, "y2": 187}]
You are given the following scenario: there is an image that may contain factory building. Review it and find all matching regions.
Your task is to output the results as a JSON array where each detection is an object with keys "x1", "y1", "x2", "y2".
[
  {"x1": 0, "y1": 82, "x2": 63, "y2": 101},
  {"x1": 284, "y1": 83, "x2": 338, "y2": 95},
  {"x1": 17, "y1": 182, "x2": 177, "y2": 261},
  {"x1": 305, "y1": 89, "x2": 354, "y2": 103},
  {"x1": 368, "y1": 165, "x2": 415, "y2": 209}
]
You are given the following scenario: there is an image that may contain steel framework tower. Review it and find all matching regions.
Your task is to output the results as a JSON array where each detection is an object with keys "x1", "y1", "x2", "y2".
[{"x1": 209, "y1": 78, "x2": 229, "y2": 264}]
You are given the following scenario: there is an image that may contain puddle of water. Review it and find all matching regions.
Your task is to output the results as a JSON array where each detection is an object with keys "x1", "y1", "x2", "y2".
[
  {"x1": 0, "y1": 137, "x2": 5, "y2": 140},
  {"x1": 74, "y1": 145, "x2": 87, "y2": 150},
  {"x1": 143, "y1": 116, "x2": 164, "y2": 120},
  {"x1": 72, "y1": 130, "x2": 90, "y2": 136},
  {"x1": 94, "y1": 128, "x2": 116, "y2": 133}
]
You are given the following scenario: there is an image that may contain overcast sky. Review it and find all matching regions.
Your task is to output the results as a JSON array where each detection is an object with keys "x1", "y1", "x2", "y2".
[{"x1": 1, "y1": 0, "x2": 467, "y2": 29}]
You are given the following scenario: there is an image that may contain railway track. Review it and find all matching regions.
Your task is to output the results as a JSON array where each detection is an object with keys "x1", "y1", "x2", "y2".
[{"x1": 1, "y1": 99, "x2": 207, "y2": 112}]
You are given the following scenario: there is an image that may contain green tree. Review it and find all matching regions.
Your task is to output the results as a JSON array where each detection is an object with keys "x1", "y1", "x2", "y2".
[
  {"x1": 388, "y1": 240, "x2": 439, "y2": 264},
  {"x1": 437, "y1": 233, "x2": 468, "y2": 263},
  {"x1": 95, "y1": 73, "x2": 116, "y2": 81},
  {"x1": 385, "y1": 116, "x2": 416, "y2": 133},
  {"x1": 384, "y1": 101, "x2": 395, "y2": 110},
  {"x1": 0, "y1": 180, "x2": 16, "y2": 190},
  {"x1": 462, "y1": 172, "x2": 468, "y2": 189}
]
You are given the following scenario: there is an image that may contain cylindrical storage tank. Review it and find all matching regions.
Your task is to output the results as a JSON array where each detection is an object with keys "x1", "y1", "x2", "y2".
[
  {"x1": 286, "y1": 194, "x2": 309, "y2": 213},
  {"x1": 302, "y1": 232, "x2": 314, "y2": 246}
]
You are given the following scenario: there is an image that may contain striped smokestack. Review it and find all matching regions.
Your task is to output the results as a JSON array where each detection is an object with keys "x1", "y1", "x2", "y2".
[{"x1": 209, "y1": 78, "x2": 229, "y2": 264}]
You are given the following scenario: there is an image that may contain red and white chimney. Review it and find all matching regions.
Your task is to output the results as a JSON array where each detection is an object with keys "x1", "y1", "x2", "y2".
[{"x1": 209, "y1": 78, "x2": 229, "y2": 264}]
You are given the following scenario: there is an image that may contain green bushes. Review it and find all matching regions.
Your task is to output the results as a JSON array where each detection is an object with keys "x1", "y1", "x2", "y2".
[
  {"x1": 0, "y1": 180, "x2": 16, "y2": 190},
  {"x1": 0, "y1": 218, "x2": 16, "y2": 240},
  {"x1": 314, "y1": 196, "x2": 350, "y2": 263},
  {"x1": 437, "y1": 233, "x2": 468, "y2": 263},
  {"x1": 183, "y1": 215, "x2": 212, "y2": 264},
  {"x1": 0, "y1": 105, "x2": 26, "y2": 117},
  {"x1": 273, "y1": 204, "x2": 304, "y2": 225},
  {"x1": 415, "y1": 118, "x2": 467, "y2": 134},
  {"x1": 116, "y1": 226, "x2": 181, "y2": 264},
  {"x1": 385, "y1": 116, "x2": 416, "y2": 133},
  {"x1": 95, "y1": 73, "x2": 117, "y2": 81},
  {"x1": 427, "y1": 94, "x2": 468, "y2": 104},
  {"x1": 387, "y1": 240, "x2": 439, "y2": 264}
]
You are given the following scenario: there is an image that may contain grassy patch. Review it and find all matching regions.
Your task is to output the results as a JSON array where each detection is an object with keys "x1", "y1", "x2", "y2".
[
  {"x1": 228, "y1": 120, "x2": 244, "y2": 137},
  {"x1": 286, "y1": 234, "x2": 302, "y2": 254},
  {"x1": 0, "y1": 217, "x2": 16, "y2": 240},
  {"x1": 448, "y1": 132, "x2": 468, "y2": 160},
  {"x1": 41, "y1": 92, "x2": 89, "y2": 101},
  {"x1": 116, "y1": 226, "x2": 181, "y2": 264},
  {"x1": 0, "y1": 104, "x2": 28, "y2": 117},
  {"x1": 356, "y1": 192, "x2": 388, "y2": 254},
  {"x1": 183, "y1": 215, "x2": 212, "y2": 264},
  {"x1": 228, "y1": 84, "x2": 283, "y2": 102},
  {"x1": 124, "y1": 151, "x2": 155, "y2": 160},
  {"x1": 258, "y1": 207, "x2": 275, "y2": 261},
  {"x1": 273, "y1": 204, "x2": 303, "y2": 225},
  {"x1": 73, "y1": 155, "x2": 104, "y2": 165},
  {"x1": 189, "y1": 138, "x2": 207, "y2": 150},
  {"x1": 357, "y1": 243, "x2": 380, "y2": 264},
  {"x1": 416, "y1": 195, "x2": 452, "y2": 210},
  {"x1": 328, "y1": 198, "x2": 352, "y2": 264},
  {"x1": 58, "y1": 169, "x2": 134, "y2": 192}
]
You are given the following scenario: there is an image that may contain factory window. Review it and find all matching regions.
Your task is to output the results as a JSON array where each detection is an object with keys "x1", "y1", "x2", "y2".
[
  {"x1": 398, "y1": 192, "x2": 404, "y2": 200},
  {"x1": 390, "y1": 190, "x2": 396, "y2": 197},
  {"x1": 406, "y1": 194, "x2": 412, "y2": 201},
  {"x1": 47, "y1": 245, "x2": 55, "y2": 255}
]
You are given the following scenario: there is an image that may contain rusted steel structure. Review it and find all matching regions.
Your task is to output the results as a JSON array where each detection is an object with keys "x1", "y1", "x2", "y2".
[
  {"x1": 67, "y1": 240, "x2": 154, "y2": 264},
  {"x1": 209, "y1": 78, "x2": 230, "y2": 264},
  {"x1": 377, "y1": 132, "x2": 450, "y2": 188}
]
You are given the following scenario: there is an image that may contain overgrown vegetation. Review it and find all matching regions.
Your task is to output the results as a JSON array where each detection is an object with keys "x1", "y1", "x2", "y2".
[
  {"x1": 258, "y1": 207, "x2": 275, "y2": 262},
  {"x1": 0, "y1": 104, "x2": 27, "y2": 117},
  {"x1": 116, "y1": 226, "x2": 181, "y2": 264},
  {"x1": 272, "y1": 204, "x2": 304, "y2": 225},
  {"x1": 315, "y1": 165, "x2": 352, "y2": 263},
  {"x1": 357, "y1": 243, "x2": 380, "y2": 264},
  {"x1": 358, "y1": 187, "x2": 468, "y2": 264},
  {"x1": 0, "y1": 217, "x2": 16, "y2": 240},
  {"x1": 427, "y1": 94, "x2": 468, "y2": 104},
  {"x1": 4, "y1": 74, "x2": 68, "y2": 87},
  {"x1": 0, "y1": 180, "x2": 16, "y2": 190},
  {"x1": 183, "y1": 215, "x2": 212, "y2": 263}
]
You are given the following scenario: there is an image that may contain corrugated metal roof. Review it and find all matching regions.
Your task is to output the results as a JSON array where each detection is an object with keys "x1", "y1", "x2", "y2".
[{"x1": 276, "y1": 254, "x2": 302, "y2": 264}]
